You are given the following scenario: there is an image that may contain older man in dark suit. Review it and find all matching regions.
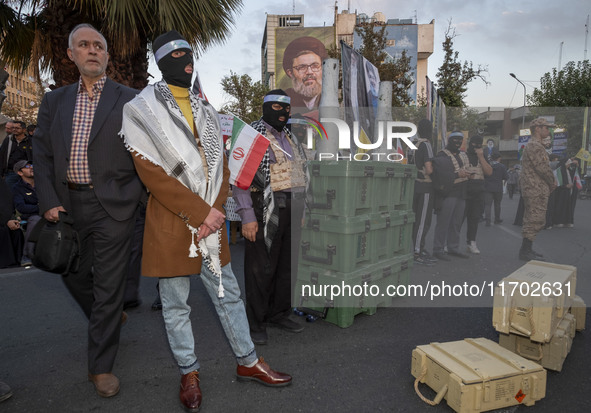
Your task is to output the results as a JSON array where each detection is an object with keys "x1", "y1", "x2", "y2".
[{"x1": 34, "y1": 23, "x2": 142, "y2": 398}]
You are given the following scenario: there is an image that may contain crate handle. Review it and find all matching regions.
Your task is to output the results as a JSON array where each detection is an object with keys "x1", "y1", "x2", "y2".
[
  {"x1": 509, "y1": 306, "x2": 536, "y2": 337},
  {"x1": 516, "y1": 342, "x2": 544, "y2": 361},
  {"x1": 301, "y1": 242, "x2": 336, "y2": 265},
  {"x1": 309, "y1": 189, "x2": 336, "y2": 210},
  {"x1": 414, "y1": 365, "x2": 448, "y2": 406}
]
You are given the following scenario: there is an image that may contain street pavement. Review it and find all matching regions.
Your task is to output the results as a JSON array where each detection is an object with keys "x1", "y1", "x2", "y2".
[{"x1": 1, "y1": 194, "x2": 589, "y2": 412}]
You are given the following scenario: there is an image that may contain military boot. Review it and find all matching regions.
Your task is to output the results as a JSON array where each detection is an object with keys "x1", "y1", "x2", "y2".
[
  {"x1": 531, "y1": 241, "x2": 545, "y2": 261},
  {"x1": 531, "y1": 247, "x2": 544, "y2": 259},
  {"x1": 519, "y1": 238, "x2": 538, "y2": 261}
]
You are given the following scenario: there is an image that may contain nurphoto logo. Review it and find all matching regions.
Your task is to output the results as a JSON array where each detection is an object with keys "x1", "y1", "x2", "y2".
[{"x1": 293, "y1": 117, "x2": 418, "y2": 162}]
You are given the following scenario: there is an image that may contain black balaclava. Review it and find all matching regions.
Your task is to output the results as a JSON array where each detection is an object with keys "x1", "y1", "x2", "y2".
[
  {"x1": 417, "y1": 119, "x2": 433, "y2": 140},
  {"x1": 262, "y1": 89, "x2": 291, "y2": 132},
  {"x1": 153, "y1": 30, "x2": 193, "y2": 88},
  {"x1": 446, "y1": 131, "x2": 464, "y2": 154},
  {"x1": 467, "y1": 135, "x2": 483, "y2": 155}
]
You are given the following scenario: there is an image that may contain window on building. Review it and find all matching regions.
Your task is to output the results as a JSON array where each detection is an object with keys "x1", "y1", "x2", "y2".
[{"x1": 279, "y1": 16, "x2": 302, "y2": 27}]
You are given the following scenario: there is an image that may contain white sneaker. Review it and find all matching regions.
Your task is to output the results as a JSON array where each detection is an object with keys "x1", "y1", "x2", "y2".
[{"x1": 467, "y1": 241, "x2": 480, "y2": 254}]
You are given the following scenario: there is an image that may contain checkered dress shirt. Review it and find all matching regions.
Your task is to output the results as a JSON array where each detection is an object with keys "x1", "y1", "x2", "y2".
[{"x1": 66, "y1": 75, "x2": 107, "y2": 184}]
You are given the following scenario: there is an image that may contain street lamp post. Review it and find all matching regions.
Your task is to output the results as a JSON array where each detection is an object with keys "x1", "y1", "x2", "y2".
[{"x1": 510, "y1": 73, "x2": 526, "y2": 129}]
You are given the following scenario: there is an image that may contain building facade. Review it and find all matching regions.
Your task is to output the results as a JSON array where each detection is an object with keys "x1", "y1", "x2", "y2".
[
  {"x1": 2, "y1": 65, "x2": 39, "y2": 111},
  {"x1": 261, "y1": 8, "x2": 434, "y2": 104}
]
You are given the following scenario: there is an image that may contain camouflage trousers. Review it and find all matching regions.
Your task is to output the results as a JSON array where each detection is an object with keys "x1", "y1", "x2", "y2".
[{"x1": 522, "y1": 194, "x2": 548, "y2": 241}]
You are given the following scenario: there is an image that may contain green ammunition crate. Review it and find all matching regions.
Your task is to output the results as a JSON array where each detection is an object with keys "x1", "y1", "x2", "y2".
[
  {"x1": 299, "y1": 210, "x2": 414, "y2": 273},
  {"x1": 307, "y1": 160, "x2": 416, "y2": 216},
  {"x1": 294, "y1": 253, "x2": 412, "y2": 328}
]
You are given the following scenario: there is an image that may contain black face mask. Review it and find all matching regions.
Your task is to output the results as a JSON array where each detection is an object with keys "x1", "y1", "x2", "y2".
[
  {"x1": 158, "y1": 51, "x2": 193, "y2": 88},
  {"x1": 446, "y1": 138, "x2": 463, "y2": 153},
  {"x1": 263, "y1": 102, "x2": 290, "y2": 132}
]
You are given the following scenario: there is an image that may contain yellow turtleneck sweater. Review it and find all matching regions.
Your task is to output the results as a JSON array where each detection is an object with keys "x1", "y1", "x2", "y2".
[
  {"x1": 168, "y1": 84, "x2": 194, "y2": 134},
  {"x1": 167, "y1": 84, "x2": 209, "y2": 176}
]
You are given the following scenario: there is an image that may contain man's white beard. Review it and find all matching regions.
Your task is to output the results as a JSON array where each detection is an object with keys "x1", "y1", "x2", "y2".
[{"x1": 293, "y1": 75, "x2": 321, "y2": 99}]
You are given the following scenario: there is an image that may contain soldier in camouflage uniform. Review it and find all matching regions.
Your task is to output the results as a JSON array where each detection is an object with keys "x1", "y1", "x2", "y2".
[{"x1": 519, "y1": 118, "x2": 557, "y2": 260}]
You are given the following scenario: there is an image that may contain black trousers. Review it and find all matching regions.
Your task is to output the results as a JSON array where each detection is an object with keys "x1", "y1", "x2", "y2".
[
  {"x1": 64, "y1": 188, "x2": 136, "y2": 374},
  {"x1": 514, "y1": 195, "x2": 524, "y2": 226},
  {"x1": 484, "y1": 191, "x2": 503, "y2": 223},
  {"x1": 464, "y1": 190, "x2": 484, "y2": 243},
  {"x1": 124, "y1": 203, "x2": 146, "y2": 303},
  {"x1": 545, "y1": 191, "x2": 557, "y2": 227},
  {"x1": 568, "y1": 188, "x2": 578, "y2": 225},
  {"x1": 552, "y1": 187, "x2": 571, "y2": 225},
  {"x1": 244, "y1": 193, "x2": 303, "y2": 331},
  {"x1": 412, "y1": 190, "x2": 433, "y2": 254},
  {"x1": 0, "y1": 226, "x2": 24, "y2": 268},
  {"x1": 507, "y1": 184, "x2": 517, "y2": 199}
]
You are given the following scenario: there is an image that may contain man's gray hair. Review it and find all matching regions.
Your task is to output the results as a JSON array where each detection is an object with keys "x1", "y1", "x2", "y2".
[{"x1": 68, "y1": 23, "x2": 108, "y2": 51}]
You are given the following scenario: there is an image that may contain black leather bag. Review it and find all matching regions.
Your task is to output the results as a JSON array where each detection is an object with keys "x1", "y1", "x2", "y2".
[{"x1": 29, "y1": 211, "x2": 80, "y2": 275}]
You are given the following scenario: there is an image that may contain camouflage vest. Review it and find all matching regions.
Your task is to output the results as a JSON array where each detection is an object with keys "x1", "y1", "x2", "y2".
[
  {"x1": 267, "y1": 131, "x2": 306, "y2": 192},
  {"x1": 442, "y1": 149, "x2": 469, "y2": 184}
]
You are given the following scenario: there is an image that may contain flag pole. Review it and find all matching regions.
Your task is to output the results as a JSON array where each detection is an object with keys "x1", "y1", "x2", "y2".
[
  {"x1": 260, "y1": 134, "x2": 293, "y2": 158},
  {"x1": 228, "y1": 112, "x2": 292, "y2": 158}
]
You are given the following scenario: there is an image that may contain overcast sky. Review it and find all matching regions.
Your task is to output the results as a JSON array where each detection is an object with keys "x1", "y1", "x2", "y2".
[{"x1": 151, "y1": 0, "x2": 590, "y2": 111}]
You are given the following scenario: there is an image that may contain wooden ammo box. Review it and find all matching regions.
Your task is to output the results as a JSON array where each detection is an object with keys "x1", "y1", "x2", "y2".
[
  {"x1": 492, "y1": 260, "x2": 576, "y2": 343},
  {"x1": 569, "y1": 295, "x2": 586, "y2": 331},
  {"x1": 498, "y1": 313, "x2": 576, "y2": 372},
  {"x1": 411, "y1": 338, "x2": 546, "y2": 413},
  {"x1": 299, "y1": 211, "x2": 413, "y2": 273},
  {"x1": 306, "y1": 160, "x2": 415, "y2": 216}
]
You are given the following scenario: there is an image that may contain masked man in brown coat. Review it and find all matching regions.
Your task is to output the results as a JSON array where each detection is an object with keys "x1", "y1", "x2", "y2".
[{"x1": 120, "y1": 31, "x2": 291, "y2": 412}]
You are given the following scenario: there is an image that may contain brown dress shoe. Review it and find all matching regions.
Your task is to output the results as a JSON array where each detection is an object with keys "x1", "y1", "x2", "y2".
[
  {"x1": 180, "y1": 371, "x2": 202, "y2": 412},
  {"x1": 236, "y1": 357, "x2": 292, "y2": 387},
  {"x1": 88, "y1": 373, "x2": 120, "y2": 398}
]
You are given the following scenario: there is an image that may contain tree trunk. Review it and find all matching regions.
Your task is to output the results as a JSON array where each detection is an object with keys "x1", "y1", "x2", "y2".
[
  {"x1": 107, "y1": 35, "x2": 149, "y2": 90},
  {"x1": 44, "y1": 1, "x2": 85, "y2": 88}
]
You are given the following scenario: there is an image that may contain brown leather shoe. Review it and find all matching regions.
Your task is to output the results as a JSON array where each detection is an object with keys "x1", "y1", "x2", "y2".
[
  {"x1": 180, "y1": 371, "x2": 202, "y2": 412},
  {"x1": 236, "y1": 357, "x2": 292, "y2": 387},
  {"x1": 88, "y1": 373, "x2": 120, "y2": 398}
]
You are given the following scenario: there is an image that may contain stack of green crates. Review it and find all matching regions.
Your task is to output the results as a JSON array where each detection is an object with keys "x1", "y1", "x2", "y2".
[{"x1": 295, "y1": 160, "x2": 416, "y2": 327}]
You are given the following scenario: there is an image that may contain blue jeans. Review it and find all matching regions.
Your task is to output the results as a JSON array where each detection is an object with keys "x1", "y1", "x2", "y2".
[{"x1": 159, "y1": 263, "x2": 257, "y2": 375}]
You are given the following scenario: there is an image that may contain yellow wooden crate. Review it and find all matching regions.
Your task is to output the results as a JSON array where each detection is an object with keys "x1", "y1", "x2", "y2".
[{"x1": 411, "y1": 338, "x2": 546, "y2": 413}]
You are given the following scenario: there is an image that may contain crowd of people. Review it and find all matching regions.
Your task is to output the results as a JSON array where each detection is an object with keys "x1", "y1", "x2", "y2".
[
  {"x1": 1, "y1": 23, "x2": 586, "y2": 411},
  {"x1": 1, "y1": 25, "x2": 299, "y2": 411},
  {"x1": 0, "y1": 120, "x2": 37, "y2": 268},
  {"x1": 409, "y1": 117, "x2": 583, "y2": 266}
]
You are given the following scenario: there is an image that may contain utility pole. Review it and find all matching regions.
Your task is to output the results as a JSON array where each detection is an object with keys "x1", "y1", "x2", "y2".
[
  {"x1": 585, "y1": 15, "x2": 589, "y2": 61},
  {"x1": 558, "y1": 41, "x2": 564, "y2": 71},
  {"x1": 510, "y1": 73, "x2": 526, "y2": 129}
]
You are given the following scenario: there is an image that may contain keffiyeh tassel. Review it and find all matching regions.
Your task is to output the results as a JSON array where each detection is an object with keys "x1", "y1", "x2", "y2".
[
  {"x1": 188, "y1": 225, "x2": 225, "y2": 298},
  {"x1": 188, "y1": 225, "x2": 199, "y2": 258}
]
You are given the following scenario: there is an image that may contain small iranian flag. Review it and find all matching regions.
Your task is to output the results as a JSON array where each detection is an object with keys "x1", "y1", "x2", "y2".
[{"x1": 227, "y1": 116, "x2": 270, "y2": 190}]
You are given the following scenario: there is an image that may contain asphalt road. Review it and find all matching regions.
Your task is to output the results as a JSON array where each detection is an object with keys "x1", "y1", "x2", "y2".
[{"x1": 1, "y1": 194, "x2": 589, "y2": 412}]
